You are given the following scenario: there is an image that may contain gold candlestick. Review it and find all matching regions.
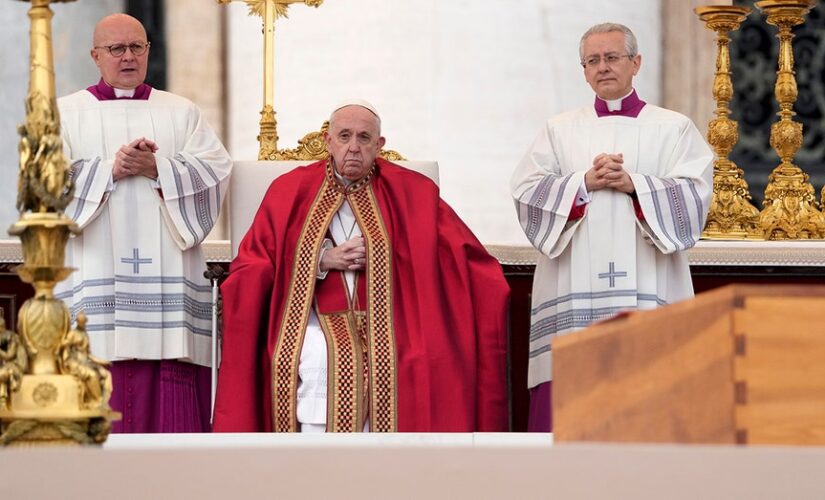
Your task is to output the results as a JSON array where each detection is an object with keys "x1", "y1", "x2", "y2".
[
  {"x1": 0, "y1": 0, "x2": 119, "y2": 447},
  {"x1": 696, "y1": 5, "x2": 762, "y2": 240},
  {"x1": 755, "y1": 0, "x2": 824, "y2": 240},
  {"x1": 218, "y1": 0, "x2": 324, "y2": 160}
]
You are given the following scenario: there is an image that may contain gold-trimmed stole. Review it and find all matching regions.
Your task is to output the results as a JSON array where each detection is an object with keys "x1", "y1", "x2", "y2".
[
  {"x1": 271, "y1": 177, "x2": 343, "y2": 432},
  {"x1": 271, "y1": 164, "x2": 398, "y2": 433},
  {"x1": 318, "y1": 311, "x2": 367, "y2": 432},
  {"x1": 348, "y1": 185, "x2": 397, "y2": 432}
]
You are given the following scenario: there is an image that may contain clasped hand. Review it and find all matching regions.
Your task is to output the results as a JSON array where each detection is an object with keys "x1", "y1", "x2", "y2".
[
  {"x1": 320, "y1": 237, "x2": 366, "y2": 272},
  {"x1": 584, "y1": 153, "x2": 634, "y2": 194},
  {"x1": 113, "y1": 137, "x2": 159, "y2": 182}
]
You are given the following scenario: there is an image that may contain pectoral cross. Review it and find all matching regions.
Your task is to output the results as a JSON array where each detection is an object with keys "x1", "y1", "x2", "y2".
[{"x1": 217, "y1": 0, "x2": 324, "y2": 160}]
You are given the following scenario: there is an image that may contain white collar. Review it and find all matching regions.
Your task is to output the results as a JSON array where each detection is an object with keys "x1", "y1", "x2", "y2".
[
  {"x1": 604, "y1": 89, "x2": 634, "y2": 112},
  {"x1": 114, "y1": 87, "x2": 136, "y2": 98},
  {"x1": 333, "y1": 170, "x2": 353, "y2": 186}
]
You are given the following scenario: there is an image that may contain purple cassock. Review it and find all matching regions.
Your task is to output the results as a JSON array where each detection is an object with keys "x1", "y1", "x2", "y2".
[
  {"x1": 84, "y1": 79, "x2": 212, "y2": 433},
  {"x1": 527, "y1": 90, "x2": 647, "y2": 433},
  {"x1": 110, "y1": 360, "x2": 211, "y2": 433}
]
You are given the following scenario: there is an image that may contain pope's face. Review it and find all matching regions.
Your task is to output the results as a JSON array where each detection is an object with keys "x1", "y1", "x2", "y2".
[
  {"x1": 91, "y1": 17, "x2": 149, "y2": 90},
  {"x1": 582, "y1": 31, "x2": 640, "y2": 101},
  {"x1": 324, "y1": 106, "x2": 386, "y2": 182}
]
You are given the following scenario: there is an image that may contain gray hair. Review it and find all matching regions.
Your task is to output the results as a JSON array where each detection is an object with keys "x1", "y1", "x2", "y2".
[{"x1": 579, "y1": 23, "x2": 638, "y2": 61}]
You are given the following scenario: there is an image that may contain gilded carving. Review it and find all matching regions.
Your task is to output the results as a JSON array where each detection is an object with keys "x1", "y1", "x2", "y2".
[
  {"x1": 1, "y1": 0, "x2": 119, "y2": 446},
  {"x1": 32, "y1": 383, "x2": 58, "y2": 407},
  {"x1": 217, "y1": 0, "x2": 323, "y2": 21},
  {"x1": 0, "y1": 318, "x2": 27, "y2": 411},
  {"x1": 695, "y1": 5, "x2": 762, "y2": 239},
  {"x1": 755, "y1": 0, "x2": 824, "y2": 240},
  {"x1": 258, "y1": 105, "x2": 280, "y2": 161},
  {"x1": 273, "y1": 122, "x2": 330, "y2": 161},
  {"x1": 58, "y1": 313, "x2": 113, "y2": 410},
  {"x1": 770, "y1": 119, "x2": 804, "y2": 159},
  {"x1": 16, "y1": 92, "x2": 74, "y2": 214}
]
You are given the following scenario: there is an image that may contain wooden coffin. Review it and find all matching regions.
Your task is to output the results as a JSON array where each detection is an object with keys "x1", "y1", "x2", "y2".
[{"x1": 553, "y1": 284, "x2": 825, "y2": 445}]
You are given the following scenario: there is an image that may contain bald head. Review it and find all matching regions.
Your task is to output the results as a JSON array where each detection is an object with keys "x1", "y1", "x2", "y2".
[
  {"x1": 93, "y1": 14, "x2": 146, "y2": 47},
  {"x1": 91, "y1": 13, "x2": 150, "y2": 90}
]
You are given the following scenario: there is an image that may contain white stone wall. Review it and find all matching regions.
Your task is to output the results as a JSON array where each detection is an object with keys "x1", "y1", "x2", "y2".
[
  {"x1": 227, "y1": 0, "x2": 662, "y2": 244},
  {"x1": 0, "y1": 1, "x2": 122, "y2": 235}
]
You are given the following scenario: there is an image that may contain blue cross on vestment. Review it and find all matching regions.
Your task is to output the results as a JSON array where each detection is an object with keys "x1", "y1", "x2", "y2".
[
  {"x1": 121, "y1": 248, "x2": 152, "y2": 274},
  {"x1": 598, "y1": 261, "x2": 627, "y2": 288}
]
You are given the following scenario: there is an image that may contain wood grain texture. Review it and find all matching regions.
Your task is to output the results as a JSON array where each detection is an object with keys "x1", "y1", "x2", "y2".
[
  {"x1": 554, "y1": 284, "x2": 825, "y2": 445},
  {"x1": 736, "y1": 296, "x2": 825, "y2": 445}
]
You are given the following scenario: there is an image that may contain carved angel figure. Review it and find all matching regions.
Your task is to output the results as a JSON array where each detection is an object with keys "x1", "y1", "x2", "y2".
[
  {"x1": 16, "y1": 93, "x2": 74, "y2": 213},
  {"x1": 58, "y1": 312, "x2": 112, "y2": 410},
  {"x1": 0, "y1": 317, "x2": 28, "y2": 410}
]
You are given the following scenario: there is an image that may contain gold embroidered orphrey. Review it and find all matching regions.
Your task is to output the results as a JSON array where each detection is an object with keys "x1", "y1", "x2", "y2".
[
  {"x1": 318, "y1": 312, "x2": 366, "y2": 432},
  {"x1": 271, "y1": 162, "x2": 398, "y2": 432}
]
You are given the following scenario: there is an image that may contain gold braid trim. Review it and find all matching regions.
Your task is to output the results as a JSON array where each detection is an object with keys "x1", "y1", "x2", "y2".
[
  {"x1": 324, "y1": 159, "x2": 375, "y2": 195},
  {"x1": 271, "y1": 178, "x2": 343, "y2": 432},
  {"x1": 319, "y1": 312, "x2": 366, "y2": 432},
  {"x1": 349, "y1": 185, "x2": 397, "y2": 432}
]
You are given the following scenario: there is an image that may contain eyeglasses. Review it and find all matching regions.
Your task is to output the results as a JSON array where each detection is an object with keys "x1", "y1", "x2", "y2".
[
  {"x1": 581, "y1": 53, "x2": 633, "y2": 69},
  {"x1": 94, "y1": 41, "x2": 150, "y2": 57}
]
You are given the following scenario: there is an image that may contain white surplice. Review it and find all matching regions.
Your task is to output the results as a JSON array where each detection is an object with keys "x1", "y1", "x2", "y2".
[
  {"x1": 511, "y1": 104, "x2": 713, "y2": 388},
  {"x1": 55, "y1": 89, "x2": 232, "y2": 367}
]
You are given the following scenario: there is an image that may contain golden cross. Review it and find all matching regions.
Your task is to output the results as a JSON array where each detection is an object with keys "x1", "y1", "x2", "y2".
[{"x1": 217, "y1": 0, "x2": 324, "y2": 159}]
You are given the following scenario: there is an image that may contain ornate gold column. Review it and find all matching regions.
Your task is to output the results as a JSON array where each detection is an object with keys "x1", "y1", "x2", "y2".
[
  {"x1": 218, "y1": 0, "x2": 323, "y2": 160},
  {"x1": 663, "y1": 0, "x2": 727, "y2": 137},
  {"x1": 755, "y1": 0, "x2": 824, "y2": 240},
  {"x1": 0, "y1": 0, "x2": 118, "y2": 446},
  {"x1": 696, "y1": 5, "x2": 762, "y2": 239}
]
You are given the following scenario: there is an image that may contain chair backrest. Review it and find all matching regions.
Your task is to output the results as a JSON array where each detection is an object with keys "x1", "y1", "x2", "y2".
[{"x1": 229, "y1": 160, "x2": 439, "y2": 258}]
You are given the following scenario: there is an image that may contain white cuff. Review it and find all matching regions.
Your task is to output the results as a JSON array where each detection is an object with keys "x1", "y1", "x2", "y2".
[
  {"x1": 575, "y1": 180, "x2": 591, "y2": 206},
  {"x1": 316, "y1": 238, "x2": 334, "y2": 279}
]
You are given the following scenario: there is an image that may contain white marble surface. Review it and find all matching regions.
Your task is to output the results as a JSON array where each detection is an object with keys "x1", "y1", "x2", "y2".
[
  {"x1": 104, "y1": 432, "x2": 553, "y2": 449},
  {"x1": 4, "y1": 238, "x2": 825, "y2": 267},
  {"x1": 5, "y1": 440, "x2": 825, "y2": 499},
  {"x1": 226, "y1": 0, "x2": 662, "y2": 245},
  {"x1": 488, "y1": 240, "x2": 825, "y2": 267}
]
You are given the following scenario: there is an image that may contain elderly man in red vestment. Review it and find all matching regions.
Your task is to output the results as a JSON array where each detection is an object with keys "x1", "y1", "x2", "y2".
[{"x1": 213, "y1": 100, "x2": 509, "y2": 432}]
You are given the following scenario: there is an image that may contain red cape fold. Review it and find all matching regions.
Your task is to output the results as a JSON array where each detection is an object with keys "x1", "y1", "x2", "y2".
[{"x1": 213, "y1": 159, "x2": 509, "y2": 432}]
